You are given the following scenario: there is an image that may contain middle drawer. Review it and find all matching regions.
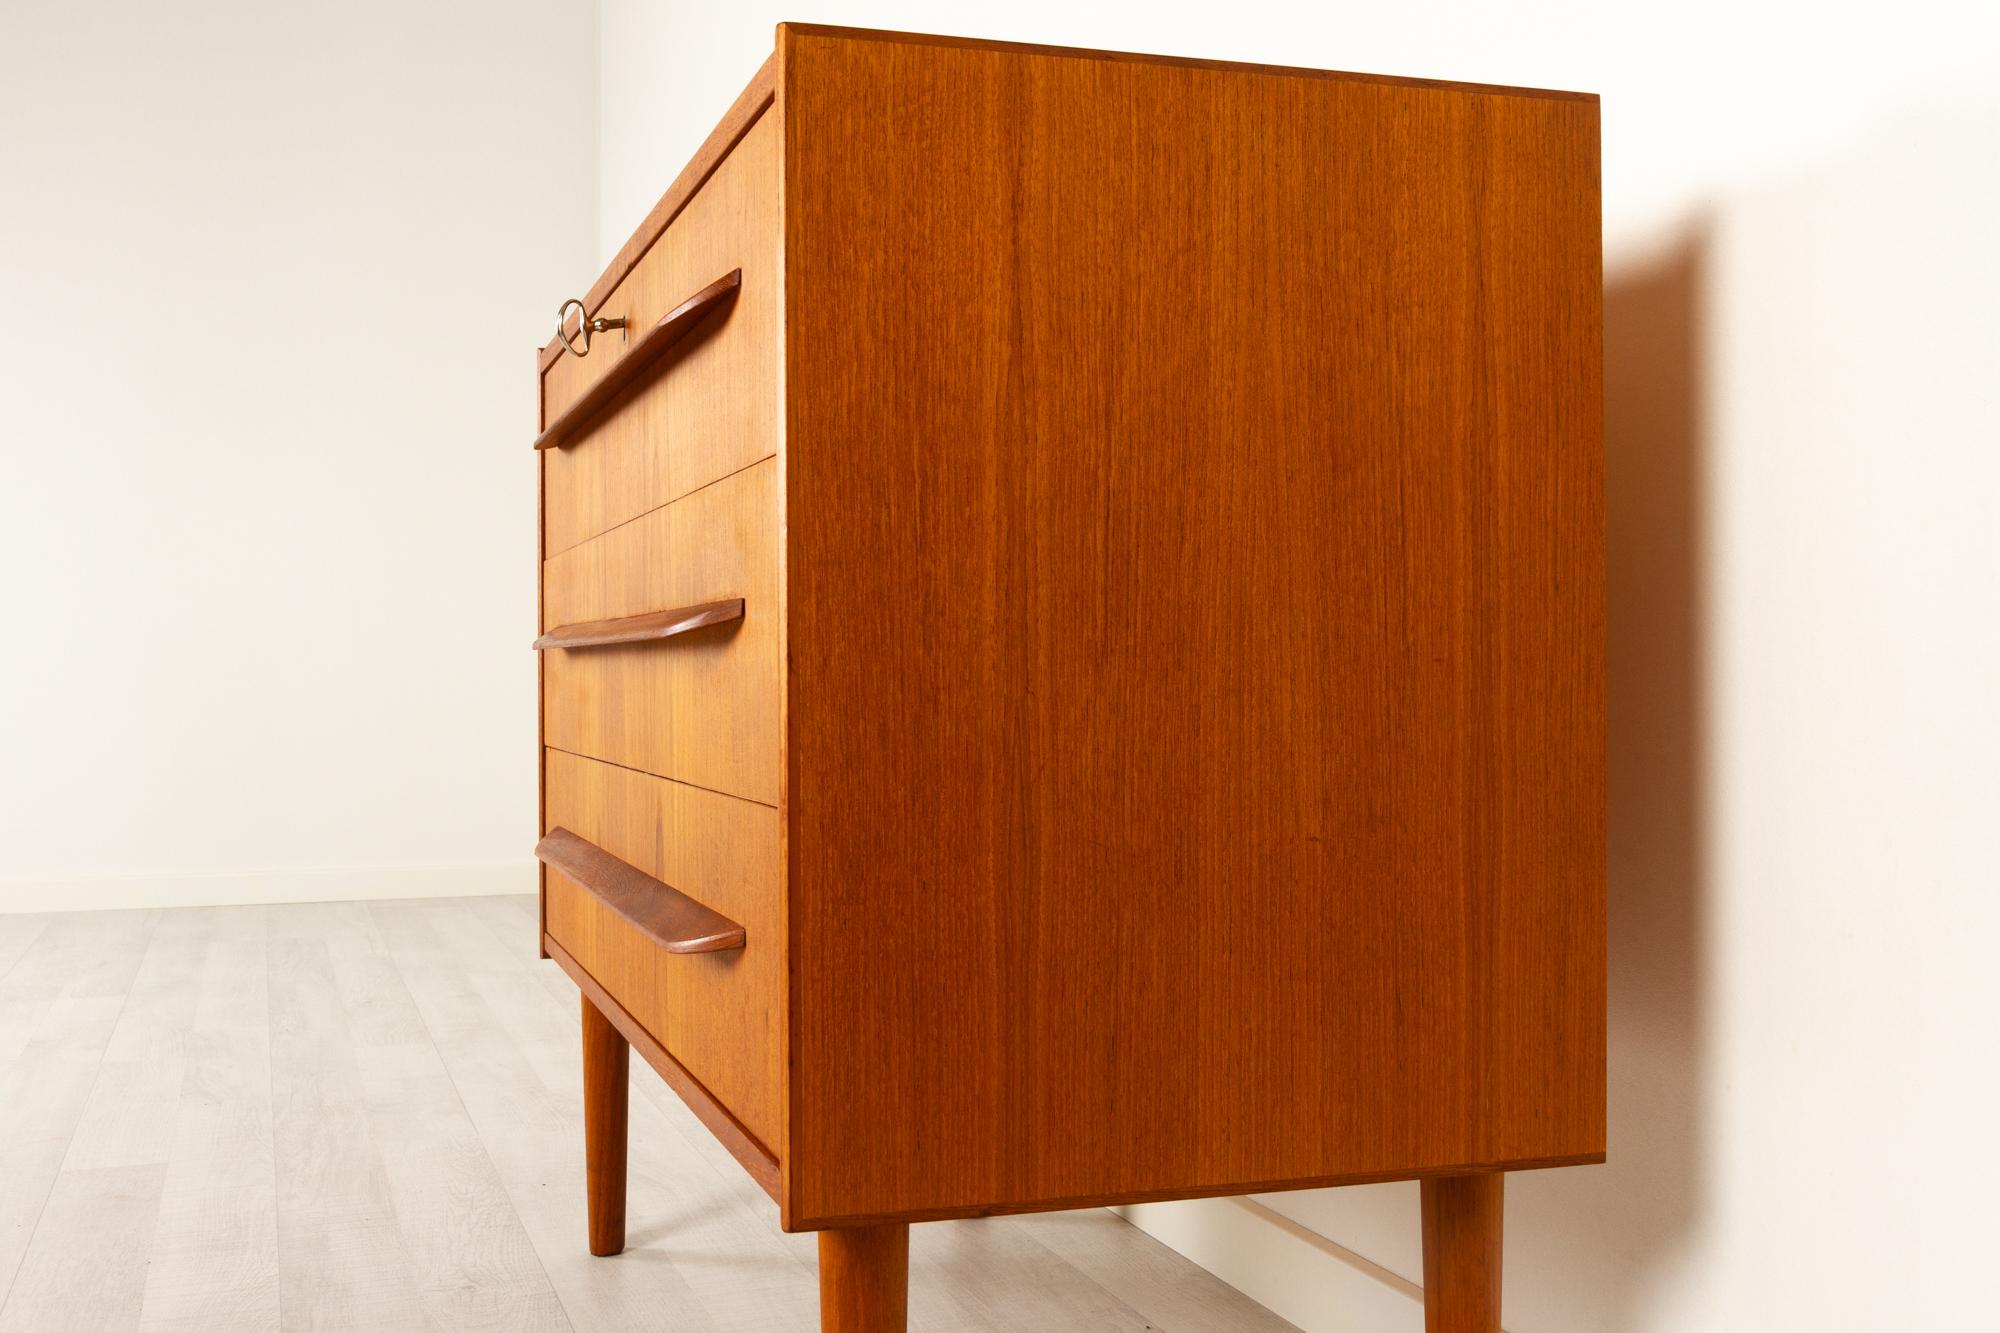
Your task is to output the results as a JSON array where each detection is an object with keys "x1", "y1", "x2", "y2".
[{"x1": 542, "y1": 456, "x2": 778, "y2": 807}]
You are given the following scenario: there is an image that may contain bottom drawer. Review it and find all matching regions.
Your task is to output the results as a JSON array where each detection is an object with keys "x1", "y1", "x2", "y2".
[{"x1": 542, "y1": 747, "x2": 782, "y2": 1156}]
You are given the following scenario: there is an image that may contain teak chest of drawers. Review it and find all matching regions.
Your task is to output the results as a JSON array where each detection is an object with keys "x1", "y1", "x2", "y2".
[{"x1": 532, "y1": 24, "x2": 1603, "y2": 1331}]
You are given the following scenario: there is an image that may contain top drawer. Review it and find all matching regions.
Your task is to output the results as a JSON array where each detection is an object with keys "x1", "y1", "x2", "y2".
[{"x1": 540, "y1": 110, "x2": 779, "y2": 557}]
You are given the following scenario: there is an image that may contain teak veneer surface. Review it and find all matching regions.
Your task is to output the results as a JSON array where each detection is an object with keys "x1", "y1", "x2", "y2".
[
  {"x1": 778, "y1": 26, "x2": 1605, "y2": 1226},
  {"x1": 544, "y1": 748, "x2": 783, "y2": 1153},
  {"x1": 543, "y1": 111, "x2": 780, "y2": 557},
  {"x1": 543, "y1": 458, "x2": 779, "y2": 807},
  {"x1": 547, "y1": 936, "x2": 784, "y2": 1202}
]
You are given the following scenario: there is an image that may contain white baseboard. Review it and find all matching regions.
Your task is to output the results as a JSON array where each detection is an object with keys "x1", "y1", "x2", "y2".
[
  {"x1": 0, "y1": 860, "x2": 538, "y2": 914},
  {"x1": 1115, "y1": 1196, "x2": 1427, "y2": 1333}
]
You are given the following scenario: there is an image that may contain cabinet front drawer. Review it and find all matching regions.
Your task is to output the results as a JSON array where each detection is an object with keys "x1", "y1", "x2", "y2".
[
  {"x1": 543, "y1": 747, "x2": 782, "y2": 1155},
  {"x1": 541, "y1": 110, "x2": 779, "y2": 558},
  {"x1": 541, "y1": 456, "x2": 778, "y2": 806}
]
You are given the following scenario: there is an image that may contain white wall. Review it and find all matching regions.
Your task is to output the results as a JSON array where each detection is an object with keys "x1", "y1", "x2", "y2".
[
  {"x1": 0, "y1": 1, "x2": 598, "y2": 910},
  {"x1": 600, "y1": 3, "x2": 2000, "y2": 1329}
]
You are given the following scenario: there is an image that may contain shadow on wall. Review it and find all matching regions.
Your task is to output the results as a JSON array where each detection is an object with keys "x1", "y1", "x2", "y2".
[{"x1": 1506, "y1": 230, "x2": 1712, "y2": 1332}]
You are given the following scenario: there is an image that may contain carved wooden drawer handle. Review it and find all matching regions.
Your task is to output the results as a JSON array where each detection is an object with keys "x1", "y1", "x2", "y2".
[
  {"x1": 535, "y1": 828, "x2": 745, "y2": 954},
  {"x1": 533, "y1": 598, "x2": 743, "y2": 651},
  {"x1": 533, "y1": 270, "x2": 743, "y2": 452}
]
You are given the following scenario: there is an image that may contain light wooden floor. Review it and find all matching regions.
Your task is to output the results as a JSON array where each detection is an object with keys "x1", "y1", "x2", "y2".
[{"x1": 0, "y1": 897, "x2": 1296, "y2": 1332}]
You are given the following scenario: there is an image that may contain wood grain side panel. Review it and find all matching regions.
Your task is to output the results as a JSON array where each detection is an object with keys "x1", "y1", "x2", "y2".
[
  {"x1": 782, "y1": 31, "x2": 1605, "y2": 1223},
  {"x1": 543, "y1": 458, "x2": 780, "y2": 807},
  {"x1": 544, "y1": 748, "x2": 783, "y2": 1153},
  {"x1": 544, "y1": 112, "x2": 781, "y2": 557}
]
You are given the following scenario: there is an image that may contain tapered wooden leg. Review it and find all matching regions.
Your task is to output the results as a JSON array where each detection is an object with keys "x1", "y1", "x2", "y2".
[
  {"x1": 581, "y1": 993, "x2": 629, "y2": 1257},
  {"x1": 818, "y1": 1223, "x2": 909, "y2": 1332},
  {"x1": 1421, "y1": 1173, "x2": 1503, "y2": 1333}
]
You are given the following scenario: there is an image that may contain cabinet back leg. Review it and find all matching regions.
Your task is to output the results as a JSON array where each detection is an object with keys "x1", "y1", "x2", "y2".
[
  {"x1": 1421, "y1": 1173, "x2": 1503, "y2": 1333},
  {"x1": 818, "y1": 1223, "x2": 909, "y2": 1332},
  {"x1": 581, "y1": 993, "x2": 629, "y2": 1257}
]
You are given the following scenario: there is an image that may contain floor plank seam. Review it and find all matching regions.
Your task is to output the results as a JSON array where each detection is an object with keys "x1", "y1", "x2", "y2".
[
  {"x1": 0, "y1": 911, "x2": 161, "y2": 1324},
  {"x1": 262, "y1": 905, "x2": 285, "y2": 1333},
  {"x1": 367, "y1": 900, "x2": 580, "y2": 1333},
  {"x1": 0, "y1": 918, "x2": 53, "y2": 986}
]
